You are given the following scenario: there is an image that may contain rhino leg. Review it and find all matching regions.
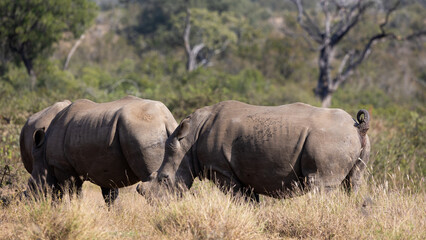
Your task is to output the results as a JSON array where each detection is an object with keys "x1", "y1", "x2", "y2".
[
  {"x1": 242, "y1": 187, "x2": 259, "y2": 203},
  {"x1": 343, "y1": 136, "x2": 371, "y2": 193},
  {"x1": 305, "y1": 173, "x2": 321, "y2": 193},
  {"x1": 68, "y1": 178, "x2": 83, "y2": 200},
  {"x1": 51, "y1": 179, "x2": 82, "y2": 202},
  {"x1": 101, "y1": 187, "x2": 119, "y2": 206},
  {"x1": 343, "y1": 155, "x2": 369, "y2": 193},
  {"x1": 210, "y1": 171, "x2": 259, "y2": 202},
  {"x1": 53, "y1": 168, "x2": 83, "y2": 201},
  {"x1": 300, "y1": 152, "x2": 321, "y2": 193},
  {"x1": 52, "y1": 185, "x2": 64, "y2": 202}
]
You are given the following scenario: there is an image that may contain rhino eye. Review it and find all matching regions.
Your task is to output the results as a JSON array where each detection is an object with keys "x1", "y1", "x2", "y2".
[{"x1": 166, "y1": 140, "x2": 179, "y2": 152}]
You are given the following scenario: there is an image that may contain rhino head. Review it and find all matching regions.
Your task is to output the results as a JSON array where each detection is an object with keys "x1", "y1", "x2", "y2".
[
  {"x1": 137, "y1": 116, "x2": 197, "y2": 198},
  {"x1": 27, "y1": 128, "x2": 57, "y2": 197}
]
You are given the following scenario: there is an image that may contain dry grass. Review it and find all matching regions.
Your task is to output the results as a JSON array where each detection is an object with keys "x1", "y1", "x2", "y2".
[{"x1": 0, "y1": 180, "x2": 424, "y2": 240}]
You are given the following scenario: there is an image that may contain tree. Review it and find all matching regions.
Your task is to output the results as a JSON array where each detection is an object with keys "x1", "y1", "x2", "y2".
[
  {"x1": 178, "y1": 7, "x2": 238, "y2": 71},
  {"x1": 289, "y1": 0, "x2": 426, "y2": 107},
  {"x1": 0, "y1": 0, "x2": 97, "y2": 89},
  {"x1": 132, "y1": 0, "x2": 241, "y2": 71}
]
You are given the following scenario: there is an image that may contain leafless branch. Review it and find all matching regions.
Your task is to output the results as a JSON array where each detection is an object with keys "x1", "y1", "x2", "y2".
[
  {"x1": 338, "y1": 51, "x2": 352, "y2": 75},
  {"x1": 321, "y1": 0, "x2": 332, "y2": 40},
  {"x1": 192, "y1": 43, "x2": 205, "y2": 56},
  {"x1": 331, "y1": 0, "x2": 404, "y2": 88},
  {"x1": 291, "y1": 0, "x2": 324, "y2": 44},
  {"x1": 337, "y1": 31, "x2": 393, "y2": 87},
  {"x1": 379, "y1": 0, "x2": 400, "y2": 33},
  {"x1": 331, "y1": 1, "x2": 372, "y2": 46},
  {"x1": 183, "y1": 7, "x2": 192, "y2": 56}
]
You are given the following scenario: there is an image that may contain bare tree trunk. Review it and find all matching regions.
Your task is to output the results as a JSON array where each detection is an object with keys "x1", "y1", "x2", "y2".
[
  {"x1": 321, "y1": 92, "x2": 333, "y2": 108},
  {"x1": 184, "y1": 7, "x2": 195, "y2": 72},
  {"x1": 316, "y1": 45, "x2": 333, "y2": 107},
  {"x1": 187, "y1": 53, "x2": 196, "y2": 72},
  {"x1": 183, "y1": 8, "x2": 207, "y2": 72},
  {"x1": 29, "y1": 69, "x2": 37, "y2": 91},
  {"x1": 64, "y1": 34, "x2": 85, "y2": 70},
  {"x1": 182, "y1": 7, "x2": 226, "y2": 72}
]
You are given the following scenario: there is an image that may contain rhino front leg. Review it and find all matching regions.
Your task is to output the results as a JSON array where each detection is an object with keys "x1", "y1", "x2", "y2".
[
  {"x1": 211, "y1": 171, "x2": 259, "y2": 202},
  {"x1": 68, "y1": 178, "x2": 83, "y2": 200},
  {"x1": 101, "y1": 187, "x2": 119, "y2": 206},
  {"x1": 242, "y1": 187, "x2": 259, "y2": 203},
  {"x1": 53, "y1": 168, "x2": 83, "y2": 201}
]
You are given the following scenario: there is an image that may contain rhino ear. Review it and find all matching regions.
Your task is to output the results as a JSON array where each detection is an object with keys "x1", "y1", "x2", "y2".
[
  {"x1": 33, "y1": 128, "x2": 45, "y2": 148},
  {"x1": 177, "y1": 118, "x2": 190, "y2": 140}
]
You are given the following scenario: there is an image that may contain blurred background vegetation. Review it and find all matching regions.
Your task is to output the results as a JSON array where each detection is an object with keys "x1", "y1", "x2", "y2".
[{"x1": 0, "y1": 0, "x2": 424, "y2": 190}]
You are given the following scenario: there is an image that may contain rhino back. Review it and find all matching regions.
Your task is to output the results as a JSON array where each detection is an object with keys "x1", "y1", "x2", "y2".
[{"x1": 195, "y1": 101, "x2": 361, "y2": 194}]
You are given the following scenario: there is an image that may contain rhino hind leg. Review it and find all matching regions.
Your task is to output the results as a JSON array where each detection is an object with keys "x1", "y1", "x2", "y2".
[
  {"x1": 101, "y1": 187, "x2": 119, "y2": 207},
  {"x1": 343, "y1": 136, "x2": 370, "y2": 193},
  {"x1": 299, "y1": 151, "x2": 321, "y2": 193},
  {"x1": 299, "y1": 140, "x2": 343, "y2": 194},
  {"x1": 342, "y1": 155, "x2": 368, "y2": 193}
]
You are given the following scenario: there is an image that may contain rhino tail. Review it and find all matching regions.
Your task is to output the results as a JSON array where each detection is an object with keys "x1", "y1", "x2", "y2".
[{"x1": 355, "y1": 109, "x2": 370, "y2": 148}]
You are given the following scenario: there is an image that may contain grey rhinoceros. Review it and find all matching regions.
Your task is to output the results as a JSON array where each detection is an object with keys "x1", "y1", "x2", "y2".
[
  {"x1": 30, "y1": 96, "x2": 178, "y2": 204},
  {"x1": 137, "y1": 100, "x2": 370, "y2": 201}
]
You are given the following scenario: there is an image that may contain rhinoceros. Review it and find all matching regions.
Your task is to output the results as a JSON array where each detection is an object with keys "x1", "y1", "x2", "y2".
[
  {"x1": 20, "y1": 100, "x2": 71, "y2": 174},
  {"x1": 137, "y1": 101, "x2": 370, "y2": 201},
  {"x1": 30, "y1": 96, "x2": 178, "y2": 204}
]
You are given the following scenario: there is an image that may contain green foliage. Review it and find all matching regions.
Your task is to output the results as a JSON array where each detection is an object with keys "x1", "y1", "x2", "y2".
[
  {"x1": 0, "y1": 0, "x2": 97, "y2": 87},
  {"x1": 331, "y1": 84, "x2": 425, "y2": 185},
  {"x1": 261, "y1": 36, "x2": 314, "y2": 82},
  {"x1": 0, "y1": 122, "x2": 27, "y2": 188},
  {"x1": 0, "y1": 62, "x2": 30, "y2": 90},
  {"x1": 370, "y1": 107, "x2": 425, "y2": 184},
  {"x1": 37, "y1": 61, "x2": 81, "y2": 91},
  {"x1": 332, "y1": 86, "x2": 393, "y2": 109},
  {"x1": 0, "y1": 0, "x2": 97, "y2": 58},
  {"x1": 130, "y1": 0, "x2": 268, "y2": 52}
]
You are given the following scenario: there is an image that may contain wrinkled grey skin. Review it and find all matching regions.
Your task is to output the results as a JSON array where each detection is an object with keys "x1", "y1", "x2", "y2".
[
  {"x1": 20, "y1": 100, "x2": 72, "y2": 174},
  {"x1": 138, "y1": 101, "x2": 370, "y2": 201},
  {"x1": 30, "y1": 96, "x2": 178, "y2": 204}
]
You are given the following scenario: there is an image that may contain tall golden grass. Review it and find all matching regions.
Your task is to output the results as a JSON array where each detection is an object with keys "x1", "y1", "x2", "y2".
[{"x1": 1, "y1": 179, "x2": 424, "y2": 240}]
